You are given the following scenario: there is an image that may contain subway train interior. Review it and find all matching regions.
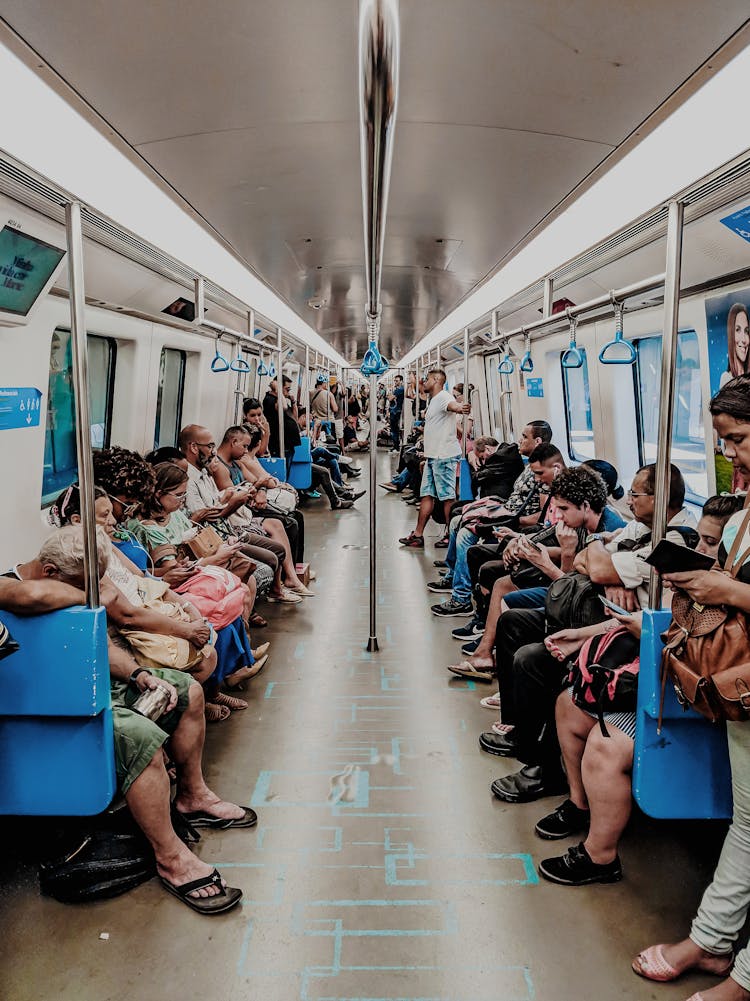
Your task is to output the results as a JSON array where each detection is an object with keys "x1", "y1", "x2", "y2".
[{"x1": 2, "y1": 4, "x2": 750, "y2": 1000}]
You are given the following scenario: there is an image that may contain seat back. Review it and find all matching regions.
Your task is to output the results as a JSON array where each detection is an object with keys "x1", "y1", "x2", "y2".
[
  {"x1": 632, "y1": 609, "x2": 732, "y2": 819},
  {"x1": 0, "y1": 606, "x2": 116, "y2": 815},
  {"x1": 288, "y1": 437, "x2": 312, "y2": 489},
  {"x1": 258, "y1": 456, "x2": 287, "y2": 480},
  {"x1": 458, "y1": 458, "x2": 474, "y2": 501}
]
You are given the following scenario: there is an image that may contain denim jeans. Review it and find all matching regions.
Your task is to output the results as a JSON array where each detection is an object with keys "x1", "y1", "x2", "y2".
[
  {"x1": 392, "y1": 468, "x2": 410, "y2": 490},
  {"x1": 691, "y1": 721, "x2": 750, "y2": 989},
  {"x1": 312, "y1": 447, "x2": 343, "y2": 486},
  {"x1": 444, "y1": 514, "x2": 462, "y2": 584},
  {"x1": 451, "y1": 525, "x2": 479, "y2": 602}
]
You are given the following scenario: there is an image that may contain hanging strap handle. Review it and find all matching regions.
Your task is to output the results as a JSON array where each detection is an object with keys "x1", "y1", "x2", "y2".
[
  {"x1": 519, "y1": 330, "x2": 534, "y2": 373},
  {"x1": 561, "y1": 311, "x2": 584, "y2": 369},
  {"x1": 598, "y1": 295, "x2": 636, "y2": 365},
  {"x1": 210, "y1": 332, "x2": 230, "y2": 372},
  {"x1": 497, "y1": 341, "x2": 514, "y2": 375}
]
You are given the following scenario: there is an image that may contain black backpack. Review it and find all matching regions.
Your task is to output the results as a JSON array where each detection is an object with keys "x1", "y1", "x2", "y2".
[
  {"x1": 545, "y1": 572, "x2": 608, "y2": 635},
  {"x1": 475, "y1": 443, "x2": 524, "y2": 500}
]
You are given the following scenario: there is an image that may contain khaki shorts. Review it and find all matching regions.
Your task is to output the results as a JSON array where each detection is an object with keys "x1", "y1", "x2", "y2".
[{"x1": 111, "y1": 668, "x2": 193, "y2": 794}]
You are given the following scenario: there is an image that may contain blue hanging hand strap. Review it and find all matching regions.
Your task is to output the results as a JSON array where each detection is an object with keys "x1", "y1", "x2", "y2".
[
  {"x1": 561, "y1": 312, "x2": 584, "y2": 369},
  {"x1": 598, "y1": 299, "x2": 636, "y2": 365},
  {"x1": 257, "y1": 356, "x2": 269, "y2": 377},
  {"x1": 361, "y1": 340, "x2": 389, "y2": 377},
  {"x1": 497, "y1": 342, "x2": 514, "y2": 375},
  {"x1": 519, "y1": 330, "x2": 534, "y2": 373},
  {"x1": 230, "y1": 342, "x2": 251, "y2": 372},
  {"x1": 211, "y1": 333, "x2": 230, "y2": 373}
]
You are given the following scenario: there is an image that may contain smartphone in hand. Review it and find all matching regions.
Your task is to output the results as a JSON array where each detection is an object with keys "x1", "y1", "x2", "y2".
[{"x1": 599, "y1": 595, "x2": 631, "y2": 617}]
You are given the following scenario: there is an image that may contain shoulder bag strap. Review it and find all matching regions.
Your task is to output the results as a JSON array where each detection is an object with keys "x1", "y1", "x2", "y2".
[{"x1": 724, "y1": 500, "x2": 750, "y2": 577}]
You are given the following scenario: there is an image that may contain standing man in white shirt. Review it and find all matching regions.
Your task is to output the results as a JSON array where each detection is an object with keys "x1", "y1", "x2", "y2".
[{"x1": 399, "y1": 369, "x2": 471, "y2": 550}]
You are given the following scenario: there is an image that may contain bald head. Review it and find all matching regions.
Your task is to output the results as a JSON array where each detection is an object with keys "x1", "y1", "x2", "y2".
[{"x1": 179, "y1": 424, "x2": 216, "y2": 469}]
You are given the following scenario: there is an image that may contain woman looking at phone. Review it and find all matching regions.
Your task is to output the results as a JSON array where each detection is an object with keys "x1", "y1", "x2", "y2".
[{"x1": 633, "y1": 374, "x2": 750, "y2": 1001}]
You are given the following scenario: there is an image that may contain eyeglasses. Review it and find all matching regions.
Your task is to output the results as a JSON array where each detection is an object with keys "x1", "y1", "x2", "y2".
[
  {"x1": 105, "y1": 492, "x2": 139, "y2": 517},
  {"x1": 192, "y1": 441, "x2": 216, "y2": 451},
  {"x1": 627, "y1": 490, "x2": 652, "y2": 498}
]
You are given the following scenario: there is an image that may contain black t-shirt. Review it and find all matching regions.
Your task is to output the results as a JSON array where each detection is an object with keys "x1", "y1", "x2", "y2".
[
  {"x1": 348, "y1": 397, "x2": 361, "y2": 417},
  {"x1": 263, "y1": 391, "x2": 301, "y2": 456}
]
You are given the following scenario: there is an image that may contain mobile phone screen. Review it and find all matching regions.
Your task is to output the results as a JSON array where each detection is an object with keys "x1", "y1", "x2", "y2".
[{"x1": 598, "y1": 595, "x2": 631, "y2": 617}]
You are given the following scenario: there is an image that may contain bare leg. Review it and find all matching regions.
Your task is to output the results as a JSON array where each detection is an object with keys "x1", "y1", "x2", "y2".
[
  {"x1": 581, "y1": 724, "x2": 633, "y2": 863},
  {"x1": 441, "y1": 499, "x2": 454, "y2": 528},
  {"x1": 125, "y1": 750, "x2": 220, "y2": 897},
  {"x1": 187, "y1": 646, "x2": 217, "y2": 684},
  {"x1": 555, "y1": 692, "x2": 596, "y2": 811},
  {"x1": 413, "y1": 496, "x2": 435, "y2": 537},
  {"x1": 467, "y1": 577, "x2": 517, "y2": 666},
  {"x1": 170, "y1": 682, "x2": 244, "y2": 821}
]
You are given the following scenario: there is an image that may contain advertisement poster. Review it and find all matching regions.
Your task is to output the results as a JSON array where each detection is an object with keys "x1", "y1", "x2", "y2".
[{"x1": 705, "y1": 289, "x2": 750, "y2": 492}]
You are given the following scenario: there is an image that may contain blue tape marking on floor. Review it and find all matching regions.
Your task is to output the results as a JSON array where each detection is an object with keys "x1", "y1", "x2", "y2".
[
  {"x1": 292, "y1": 899, "x2": 459, "y2": 937},
  {"x1": 299, "y1": 963, "x2": 536, "y2": 1001},
  {"x1": 294, "y1": 641, "x2": 306, "y2": 660},
  {"x1": 250, "y1": 769, "x2": 370, "y2": 810},
  {"x1": 459, "y1": 719, "x2": 467, "y2": 731},
  {"x1": 385, "y1": 625, "x2": 392, "y2": 644},
  {"x1": 264, "y1": 682, "x2": 276, "y2": 699},
  {"x1": 235, "y1": 917, "x2": 254, "y2": 977}
]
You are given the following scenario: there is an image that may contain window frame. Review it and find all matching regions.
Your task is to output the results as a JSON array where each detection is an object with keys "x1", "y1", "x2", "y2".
[
  {"x1": 632, "y1": 329, "x2": 707, "y2": 505},
  {"x1": 154, "y1": 346, "x2": 186, "y2": 449},
  {"x1": 560, "y1": 347, "x2": 594, "y2": 462},
  {"x1": 41, "y1": 329, "x2": 116, "y2": 506}
]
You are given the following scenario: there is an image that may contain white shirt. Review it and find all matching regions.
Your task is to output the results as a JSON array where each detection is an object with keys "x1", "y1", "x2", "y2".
[
  {"x1": 605, "y1": 507, "x2": 697, "y2": 608},
  {"x1": 422, "y1": 389, "x2": 461, "y2": 459}
]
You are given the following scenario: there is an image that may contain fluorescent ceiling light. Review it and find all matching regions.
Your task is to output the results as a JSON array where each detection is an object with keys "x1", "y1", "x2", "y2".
[
  {"x1": 401, "y1": 42, "x2": 750, "y2": 366},
  {"x1": 0, "y1": 42, "x2": 347, "y2": 367}
]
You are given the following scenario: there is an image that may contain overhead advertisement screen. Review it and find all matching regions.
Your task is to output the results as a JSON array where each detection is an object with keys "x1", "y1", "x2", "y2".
[{"x1": 0, "y1": 226, "x2": 65, "y2": 316}]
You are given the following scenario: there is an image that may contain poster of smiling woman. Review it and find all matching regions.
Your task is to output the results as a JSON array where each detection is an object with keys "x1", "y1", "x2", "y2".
[{"x1": 706, "y1": 290, "x2": 750, "y2": 491}]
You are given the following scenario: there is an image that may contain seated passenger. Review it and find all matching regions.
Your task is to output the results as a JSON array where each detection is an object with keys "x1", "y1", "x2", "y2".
[
  {"x1": 481, "y1": 463, "x2": 695, "y2": 804},
  {"x1": 632, "y1": 375, "x2": 750, "y2": 999},
  {"x1": 344, "y1": 414, "x2": 369, "y2": 451},
  {"x1": 178, "y1": 426, "x2": 308, "y2": 601},
  {"x1": 447, "y1": 466, "x2": 608, "y2": 681},
  {"x1": 263, "y1": 375, "x2": 301, "y2": 462},
  {"x1": 429, "y1": 442, "x2": 565, "y2": 618},
  {"x1": 0, "y1": 541, "x2": 247, "y2": 915}
]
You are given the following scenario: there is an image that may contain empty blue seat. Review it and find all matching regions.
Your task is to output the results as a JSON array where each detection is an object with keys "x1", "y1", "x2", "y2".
[
  {"x1": 288, "y1": 437, "x2": 312, "y2": 489},
  {"x1": 632, "y1": 609, "x2": 732, "y2": 820},
  {"x1": 0, "y1": 606, "x2": 116, "y2": 815}
]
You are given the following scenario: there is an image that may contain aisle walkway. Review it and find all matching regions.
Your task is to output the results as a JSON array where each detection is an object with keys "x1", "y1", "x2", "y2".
[{"x1": 0, "y1": 452, "x2": 726, "y2": 1000}]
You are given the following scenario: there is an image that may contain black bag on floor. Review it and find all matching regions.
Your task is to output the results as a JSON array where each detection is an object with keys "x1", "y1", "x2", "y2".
[{"x1": 38, "y1": 806, "x2": 199, "y2": 903}]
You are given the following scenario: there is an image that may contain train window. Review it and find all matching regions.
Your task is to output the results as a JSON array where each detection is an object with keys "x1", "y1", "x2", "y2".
[
  {"x1": 560, "y1": 348, "x2": 594, "y2": 460},
  {"x1": 634, "y1": 330, "x2": 707, "y2": 502},
  {"x1": 42, "y1": 329, "x2": 116, "y2": 504},
  {"x1": 154, "y1": 347, "x2": 186, "y2": 448}
]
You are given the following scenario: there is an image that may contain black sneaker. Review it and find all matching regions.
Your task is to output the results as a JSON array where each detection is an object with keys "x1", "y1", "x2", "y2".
[
  {"x1": 348, "y1": 490, "x2": 366, "y2": 501},
  {"x1": 535, "y1": 800, "x2": 591, "y2": 840},
  {"x1": 452, "y1": 617, "x2": 485, "y2": 639},
  {"x1": 461, "y1": 638, "x2": 481, "y2": 655},
  {"x1": 399, "y1": 533, "x2": 424, "y2": 548},
  {"x1": 427, "y1": 578, "x2": 453, "y2": 592},
  {"x1": 431, "y1": 598, "x2": 473, "y2": 617},
  {"x1": 538, "y1": 843, "x2": 622, "y2": 886},
  {"x1": 332, "y1": 499, "x2": 355, "y2": 510},
  {"x1": 434, "y1": 560, "x2": 448, "y2": 569}
]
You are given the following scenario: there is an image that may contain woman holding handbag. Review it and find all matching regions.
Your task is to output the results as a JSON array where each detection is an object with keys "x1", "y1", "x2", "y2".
[{"x1": 633, "y1": 374, "x2": 750, "y2": 1001}]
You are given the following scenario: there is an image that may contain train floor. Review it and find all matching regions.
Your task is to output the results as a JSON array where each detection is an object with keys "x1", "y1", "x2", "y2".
[{"x1": 0, "y1": 450, "x2": 734, "y2": 1001}]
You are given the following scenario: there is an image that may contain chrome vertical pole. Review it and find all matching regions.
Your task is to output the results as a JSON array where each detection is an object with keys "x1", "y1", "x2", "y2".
[
  {"x1": 367, "y1": 370, "x2": 379, "y2": 651},
  {"x1": 304, "y1": 345, "x2": 310, "y2": 419},
  {"x1": 193, "y1": 277, "x2": 204, "y2": 324},
  {"x1": 276, "y1": 326, "x2": 285, "y2": 458},
  {"x1": 648, "y1": 200, "x2": 684, "y2": 609},
  {"x1": 65, "y1": 201, "x2": 99, "y2": 608},
  {"x1": 462, "y1": 326, "x2": 469, "y2": 458},
  {"x1": 543, "y1": 276, "x2": 554, "y2": 318}
]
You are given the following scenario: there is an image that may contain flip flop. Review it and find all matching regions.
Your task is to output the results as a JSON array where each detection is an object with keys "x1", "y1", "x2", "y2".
[
  {"x1": 178, "y1": 806, "x2": 258, "y2": 830},
  {"x1": 160, "y1": 867, "x2": 242, "y2": 915},
  {"x1": 480, "y1": 693, "x2": 501, "y2": 709},
  {"x1": 446, "y1": 661, "x2": 494, "y2": 682},
  {"x1": 632, "y1": 945, "x2": 733, "y2": 983}
]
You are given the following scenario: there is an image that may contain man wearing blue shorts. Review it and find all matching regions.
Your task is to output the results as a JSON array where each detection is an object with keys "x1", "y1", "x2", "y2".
[{"x1": 399, "y1": 368, "x2": 470, "y2": 550}]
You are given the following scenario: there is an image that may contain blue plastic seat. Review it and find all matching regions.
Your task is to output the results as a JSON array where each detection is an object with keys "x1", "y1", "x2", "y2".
[
  {"x1": 258, "y1": 456, "x2": 287, "y2": 480},
  {"x1": 0, "y1": 606, "x2": 116, "y2": 815},
  {"x1": 288, "y1": 437, "x2": 312, "y2": 490},
  {"x1": 458, "y1": 458, "x2": 474, "y2": 501},
  {"x1": 632, "y1": 609, "x2": 732, "y2": 820}
]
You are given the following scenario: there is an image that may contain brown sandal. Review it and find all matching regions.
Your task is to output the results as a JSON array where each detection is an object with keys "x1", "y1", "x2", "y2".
[
  {"x1": 215, "y1": 691, "x2": 248, "y2": 711},
  {"x1": 248, "y1": 612, "x2": 268, "y2": 628},
  {"x1": 205, "y1": 702, "x2": 231, "y2": 722}
]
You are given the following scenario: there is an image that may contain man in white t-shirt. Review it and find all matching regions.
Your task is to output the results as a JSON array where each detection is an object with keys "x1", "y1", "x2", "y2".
[{"x1": 399, "y1": 368, "x2": 471, "y2": 549}]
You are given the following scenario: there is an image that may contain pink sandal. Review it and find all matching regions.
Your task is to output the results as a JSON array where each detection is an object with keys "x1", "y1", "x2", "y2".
[{"x1": 632, "y1": 944, "x2": 733, "y2": 983}]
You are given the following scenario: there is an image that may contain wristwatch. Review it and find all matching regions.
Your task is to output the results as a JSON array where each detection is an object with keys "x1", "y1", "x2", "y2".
[
  {"x1": 128, "y1": 667, "x2": 150, "y2": 687},
  {"x1": 585, "y1": 532, "x2": 604, "y2": 545}
]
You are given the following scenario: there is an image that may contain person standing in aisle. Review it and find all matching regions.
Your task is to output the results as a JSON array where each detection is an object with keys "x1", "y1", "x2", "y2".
[{"x1": 398, "y1": 369, "x2": 470, "y2": 550}]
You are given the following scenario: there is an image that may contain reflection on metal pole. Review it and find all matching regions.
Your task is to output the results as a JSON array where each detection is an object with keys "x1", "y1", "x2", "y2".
[
  {"x1": 462, "y1": 326, "x2": 469, "y2": 457},
  {"x1": 648, "y1": 200, "x2": 684, "y2": 609},
  {"x1": 276, "y1": 326, "x2": 285, "y2": 459},
  {"x1": 304, "y1": 345, "x2": 310, "y2": 419},
  {"x1": 65, "y1": 201, "x2": 99, "y2": 608},
  {"x1": 367, "y1": 371, "x2": 379, "y2": 652}
]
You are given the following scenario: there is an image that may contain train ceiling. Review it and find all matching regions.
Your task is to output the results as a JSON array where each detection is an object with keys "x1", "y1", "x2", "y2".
[{"x1": 1, "y1": 1, "x2": 748, "y2": 362}]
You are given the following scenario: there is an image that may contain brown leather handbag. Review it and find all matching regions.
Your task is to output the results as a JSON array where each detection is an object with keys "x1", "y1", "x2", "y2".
[{"x1": 660, "y1": 505, "x2": 750, "y2": 724}]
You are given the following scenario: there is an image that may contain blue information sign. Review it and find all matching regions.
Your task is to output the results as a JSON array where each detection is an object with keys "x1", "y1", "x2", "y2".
[
  {"x1": 0, "y1": 387, "x2": 42, "y2": 430},
  {"x1": 526, "y1": 378, "x2": 544, "y2": 398},
  {"x1": 720, "y1": 204, "x2": 750, "y2": 244}
]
